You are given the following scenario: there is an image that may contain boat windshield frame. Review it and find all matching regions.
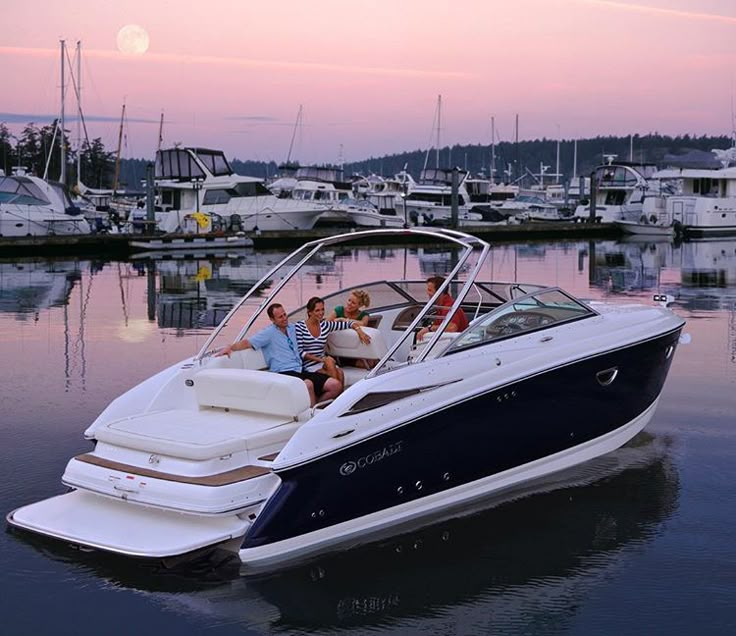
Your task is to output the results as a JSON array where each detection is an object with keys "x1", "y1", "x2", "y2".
[{"x1": 196, "y1": 228, "x2": 490, "y2": 374}]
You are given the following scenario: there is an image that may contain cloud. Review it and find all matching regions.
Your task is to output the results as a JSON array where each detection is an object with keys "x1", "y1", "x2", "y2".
[
  {"x1": 224, "y1": 115, "x2": 280, "y2": 122},
  {"x1": 576, "y1": 0, "x2": 736, "y2": 25},
  {"x1": 0, "y1": 112, "x2": 58, "y2": 124},
  {"x1": 0, "y1": 46, "x2": 471, "y2": 80},
  {"x1": 0, "y1": 112, "x2": 159, "y2": 125}
]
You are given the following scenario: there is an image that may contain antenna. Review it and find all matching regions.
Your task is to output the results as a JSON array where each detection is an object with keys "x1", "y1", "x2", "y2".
[{"x1": 157, "y1": 111, "x2": 164, "y2": 151}]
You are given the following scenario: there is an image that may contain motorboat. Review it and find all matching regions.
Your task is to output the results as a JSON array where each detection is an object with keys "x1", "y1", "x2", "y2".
[
  {"x1": 333, "y1": 197, "x2": 405, "y2": 228},
  {"x1": 646, "y1": 165, "x2": 736, "y2": 237},
  {"x1": 614, "y1": 218, "x2": 676, "y2": 237},
  {"x1": 493, "y1": 194, "x2": 563, "y2": 222},
  {"x1": 573, "y1": 159, "x2": 659, "y2": 223},
  {"x1": 404, "y1": 168, "x2": 495, "y2": 225},
  {"x1": 0, "y1": 169, "x2": 91, "y2": 237},
  {"x1": 7, "y1": 228, "x2": 686, "y2": 570},
  {"x1": 150, "y1": 148, "x2": 326, "y2": 233}
]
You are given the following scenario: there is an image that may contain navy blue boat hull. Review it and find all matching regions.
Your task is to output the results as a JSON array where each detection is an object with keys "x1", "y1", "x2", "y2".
[{"x1": 242, "y1": 328, "x2": 682, "y2": 550}]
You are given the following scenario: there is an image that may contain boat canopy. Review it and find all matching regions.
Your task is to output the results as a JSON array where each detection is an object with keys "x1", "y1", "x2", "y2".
[{"x1": 156, "y1": 148, "x2": 232, "y2": 181}]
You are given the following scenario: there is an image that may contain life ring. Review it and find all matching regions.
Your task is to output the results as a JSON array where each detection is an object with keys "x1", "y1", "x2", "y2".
[
  {"x1": 639, "y1": 215, "x2": 649, "y2": 225},
  {"x1": 649, "y1": 214, "x2": 658, "y2": 224}
]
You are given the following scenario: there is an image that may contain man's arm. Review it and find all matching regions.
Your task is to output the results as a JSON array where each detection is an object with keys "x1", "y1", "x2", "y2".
[{"x1": 217, "y1": 338, "x2": 252, "y2": 357}]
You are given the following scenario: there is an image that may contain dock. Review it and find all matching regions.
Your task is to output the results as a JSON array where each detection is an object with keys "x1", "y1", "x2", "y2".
[{"x1": 0, "y1": 222, "x2": 621, "y2": 257}]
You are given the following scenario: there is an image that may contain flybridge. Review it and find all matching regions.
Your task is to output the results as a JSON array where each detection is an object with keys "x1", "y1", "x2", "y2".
[{"x1": 155, "y1": 148, "x2": 233, "y2": 181}]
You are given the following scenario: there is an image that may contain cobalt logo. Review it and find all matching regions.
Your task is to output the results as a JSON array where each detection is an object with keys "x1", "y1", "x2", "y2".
[{"x1": 339, "y1": 441, "x2": 403, "y2": 476}]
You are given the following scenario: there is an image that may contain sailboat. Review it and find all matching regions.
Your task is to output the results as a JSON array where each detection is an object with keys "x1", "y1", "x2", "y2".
[{"x1": 0, "y1": 40, "x2": 91, "y2": 237}]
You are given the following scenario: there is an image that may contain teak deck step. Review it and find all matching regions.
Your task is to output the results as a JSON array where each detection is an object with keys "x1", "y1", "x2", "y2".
[{"x1": 74, "y1": 453, "x2": 271, "y2": 486}]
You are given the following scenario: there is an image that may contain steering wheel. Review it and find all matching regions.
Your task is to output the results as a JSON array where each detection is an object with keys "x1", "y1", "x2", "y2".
[{"x1": 498, "y1": 322, "x2": 523, "y2": 335}]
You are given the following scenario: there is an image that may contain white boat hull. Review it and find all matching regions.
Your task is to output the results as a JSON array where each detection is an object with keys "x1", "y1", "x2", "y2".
[{"x1": 614, "y1": 220, "x2": 675, "y2": 236}]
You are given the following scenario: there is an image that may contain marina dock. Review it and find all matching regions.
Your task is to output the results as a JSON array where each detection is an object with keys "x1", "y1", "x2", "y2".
[{"x1": 0, "y1": 222, "x2": 620, "y2": 257}]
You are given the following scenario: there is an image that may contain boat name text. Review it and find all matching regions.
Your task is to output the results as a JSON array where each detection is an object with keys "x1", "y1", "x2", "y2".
[{"x1": 339, "y1": 441, "x2": 403, "y2": 476}]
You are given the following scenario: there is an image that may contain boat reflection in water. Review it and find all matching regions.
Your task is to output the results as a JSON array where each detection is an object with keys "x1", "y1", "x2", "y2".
[
  {"x1": 19, "y1": 432, "x2": 678, "y2": 632},
  {"x1": 137, "y1": 248, "x2": 338, "y2": 332},
  {"x1": 586, "y1": 237, "x2": 736, "y2": 303},
  {"x1": 0, "y1": 260, "x2": 81, "y2": 316}
]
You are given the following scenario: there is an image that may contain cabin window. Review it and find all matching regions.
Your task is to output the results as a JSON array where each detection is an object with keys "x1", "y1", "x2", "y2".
[
  {"x1": 604, "y1": 191, "x2": 626, "y2": 205},
  {"x1": 156, "y1": 149, "x2": 207, "y2": 180},
  {"x1": 195, "y1": 150, "x2": 232, "y2": 176},
  {"x1": 232, "y1": 182, "x2": 271, "y2": 197},
  {"x1": 203, "y1": 189, "x2": 231, "y2": 205}
]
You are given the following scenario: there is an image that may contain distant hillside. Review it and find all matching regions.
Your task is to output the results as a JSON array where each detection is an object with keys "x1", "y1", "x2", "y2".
[{"x1": 117, "y1": 134, "x2": 734, "y2": 189}]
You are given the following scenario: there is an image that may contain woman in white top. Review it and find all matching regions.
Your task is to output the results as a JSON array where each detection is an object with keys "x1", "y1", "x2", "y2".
[{"x1": 295, "y1": 296, "x2": 371, "y2": 391}]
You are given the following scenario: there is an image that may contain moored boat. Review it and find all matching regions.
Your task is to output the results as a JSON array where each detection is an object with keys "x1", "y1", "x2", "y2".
[
  {"x1": 614, "y1": 219, "x2": 676, "y2": 237},
  {"x1": 0, "y1": 169, "x2": 91, "y2": 237}
]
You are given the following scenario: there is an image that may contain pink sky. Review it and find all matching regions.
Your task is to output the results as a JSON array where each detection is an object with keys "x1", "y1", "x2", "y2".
[{"x1": 1, "y1": 0, "x2": 735, "y2": 164}]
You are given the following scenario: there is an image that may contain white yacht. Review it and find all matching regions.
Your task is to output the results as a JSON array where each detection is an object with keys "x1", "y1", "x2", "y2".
[
  {"x1": 8, "y1": 229, "x2": 685, "y2": 570},
  {"x1": 647, "y1": 166, "x2": 736, "y2": 236},
  {"x1": 404, "y1": 168, "x2": 497, "y2": 225},
  {"x1": 290, "y1": 167, "x2": 406, "y2": 227},
  {"x1": 573, "y1": 160, "x2": 658, "y2": 223},
  {"x1": 493, "y1": 194, "x2": 562, "y2": 222},
  {"x1": 0, "y1": 169, "x2": 91, "y2": 237},
  {"x1": 152, "y1": 148, "x2": 326, "y2": 233}
]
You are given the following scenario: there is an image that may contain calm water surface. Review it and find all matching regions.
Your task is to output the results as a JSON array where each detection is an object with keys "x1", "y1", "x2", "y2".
[{"x1": 1, "y1": 238, "x2": 735, "y2": 635}]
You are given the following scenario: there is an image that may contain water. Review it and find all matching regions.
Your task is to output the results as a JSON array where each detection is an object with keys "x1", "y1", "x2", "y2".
[{"x1": 1, "y1": 238, "x2": 735, "y2": 635}]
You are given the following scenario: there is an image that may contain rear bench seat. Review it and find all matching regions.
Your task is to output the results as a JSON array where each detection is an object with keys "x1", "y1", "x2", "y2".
[{"x1": 93, "y1": 369, "x2": 311, "y2": 461}]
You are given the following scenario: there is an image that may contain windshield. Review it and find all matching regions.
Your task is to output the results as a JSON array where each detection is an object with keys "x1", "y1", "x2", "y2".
[
  {"x1": 447, "y1": 288, "x2": 596, "y2": 353},
  {"x1": 0, "y1": 177, "x2": 50, "y2": 206}
]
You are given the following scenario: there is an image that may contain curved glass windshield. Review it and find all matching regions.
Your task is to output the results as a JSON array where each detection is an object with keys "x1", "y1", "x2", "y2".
[
  {"x1": 447, "y1": 288, "x2": 596, "y2": 352},
  {"x1": 0, "y1": 177, "x2": 50, "y2": 206}
]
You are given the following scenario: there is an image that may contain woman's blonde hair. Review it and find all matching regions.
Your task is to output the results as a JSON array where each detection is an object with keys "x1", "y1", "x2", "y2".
[{"x1": 350, "y1": 289, "x2": 370, "y2": 308}]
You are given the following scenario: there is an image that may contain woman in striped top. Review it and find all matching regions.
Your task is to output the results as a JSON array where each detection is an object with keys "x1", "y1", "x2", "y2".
[{"x1": 295, "y1": 296, "x2": 371, "y2": 390}]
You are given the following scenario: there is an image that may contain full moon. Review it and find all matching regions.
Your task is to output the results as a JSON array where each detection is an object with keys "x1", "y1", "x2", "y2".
[{"x1": 116, "y1": 24, "x2": 150, "y2": 55}]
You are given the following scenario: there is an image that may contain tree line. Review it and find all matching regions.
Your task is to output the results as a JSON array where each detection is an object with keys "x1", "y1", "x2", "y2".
[
  {"x1": 0, "y1": 121, "x2": 115, "y2": 189},
  {"x1": 1, "y1": 123, "x2": 733, "y2": 191}
]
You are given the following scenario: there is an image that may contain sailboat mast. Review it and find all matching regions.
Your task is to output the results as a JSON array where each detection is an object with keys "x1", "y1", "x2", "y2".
[
  {"x1": 286, "y1": 104, "x2": 302, "y2": 164},
  {"x1": 112, "y1": 102, "x2": 125, "y2": 196},
  {"x1": 76, "y1": 41, "x2": 82, "y2": 189},
  {"x1": 490, "y1": 116, "x2": 496, "y2": 185},
  {"x1": 436, "y1": 94, "x2": 441, "y2": 169},
  {"x1": 59, "y1": 39, "x2": 66, "y2": 185},
  {"x1": 514, "y1": 113, "x2": 519, "y2": 183}
]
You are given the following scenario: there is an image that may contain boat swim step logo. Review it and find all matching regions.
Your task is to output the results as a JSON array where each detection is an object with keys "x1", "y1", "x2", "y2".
[{"x1": 339, "y1": 441, "x2": 403, "y2": 476}]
